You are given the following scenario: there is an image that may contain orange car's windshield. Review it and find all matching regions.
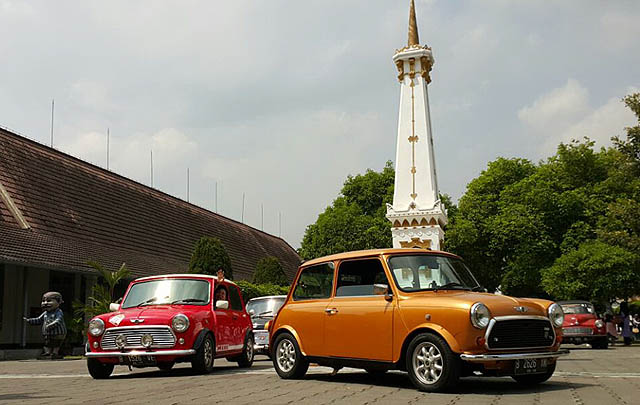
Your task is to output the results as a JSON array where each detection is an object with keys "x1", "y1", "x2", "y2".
[{"x1": 388, "y1": 255, "x2": 481, "y2": 292}]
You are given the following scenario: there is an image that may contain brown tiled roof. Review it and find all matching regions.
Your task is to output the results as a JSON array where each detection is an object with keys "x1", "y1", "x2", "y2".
[{"x1": 0, "y1": 127, "x2": 301, "y2": 280}]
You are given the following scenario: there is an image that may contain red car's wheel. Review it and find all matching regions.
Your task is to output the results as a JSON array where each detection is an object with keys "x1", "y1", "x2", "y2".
[{"x1": 87, "y1": 358, "x2": 114, "y2": 379}]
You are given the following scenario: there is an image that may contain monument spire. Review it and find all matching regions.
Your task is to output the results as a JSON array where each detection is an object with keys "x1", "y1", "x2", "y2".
[
  {"x1": 408, "y1": 0, "x2": 419, "y2": 46},
  {"x1": 387, "y1": 0, "x2": 447, "y2": 251}
]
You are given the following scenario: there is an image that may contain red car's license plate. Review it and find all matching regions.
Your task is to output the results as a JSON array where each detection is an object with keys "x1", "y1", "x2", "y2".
[
  {"x1": 514, "y1": 358, "x2": 547, "y2": 375},
  {"x1": 127, "y1": 355, "x2": 156, "y2": 365}
]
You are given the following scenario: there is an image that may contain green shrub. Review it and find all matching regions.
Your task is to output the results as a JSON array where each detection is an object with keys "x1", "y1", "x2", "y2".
[
  {"x1": 236, "y1": 280, "x2": 290, "y2": 303},
  {"x1": 252, "y1": 256, "x2": 288, "y2": 285},
  {"x1": 189, "y1": 236, "x2": 233, "y2": 279}
]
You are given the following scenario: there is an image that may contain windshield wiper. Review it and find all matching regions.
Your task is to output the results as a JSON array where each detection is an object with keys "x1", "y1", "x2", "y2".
[
  {"x1": 254, "y1": 311, "x2": 274, "y2": 318},
  {"x1": 433, "y1": 282, "x2": 469, "y2": 291},
  {"x1": 170, "y1": 298, "x2": 206, "y2": 305},
  {"x1": 471, "y1": 285, "x2": 486, "y2": 292},
  {"x1": 137, "y1": 297, "x2": 159, "y2": 307}
]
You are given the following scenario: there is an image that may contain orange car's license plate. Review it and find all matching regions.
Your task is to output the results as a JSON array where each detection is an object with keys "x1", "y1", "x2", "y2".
[{"x1": 514, "y1": 358, "x2": 547, "y2": 375}]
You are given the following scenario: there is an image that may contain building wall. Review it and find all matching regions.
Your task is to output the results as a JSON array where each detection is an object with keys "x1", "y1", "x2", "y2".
[
  {"x1": 0, "y1": 263, "x2": 25, "y2": 345},
  {"x1": 0, "y1": 264, "x2": 90, "y2": 347}
]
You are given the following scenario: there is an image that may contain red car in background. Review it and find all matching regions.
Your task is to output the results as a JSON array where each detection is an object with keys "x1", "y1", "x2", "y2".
[
  {"x1": 85, "y1": 274, "x2": 254, "y2": 378},
  {"x1": 558, "y1": 300, "x2": 608, "y2": 349}
]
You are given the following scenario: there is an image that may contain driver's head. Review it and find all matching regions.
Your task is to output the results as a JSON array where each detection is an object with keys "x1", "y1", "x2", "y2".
[{"x1": 215, "y1": 286, "x2": 227, "y2": 301}]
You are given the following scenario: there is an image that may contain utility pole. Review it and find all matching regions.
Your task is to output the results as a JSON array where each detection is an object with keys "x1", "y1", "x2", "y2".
[
  {"x1": 106, "y1": 128, "x2": 110, "y2": 170},
  {"x1": 50, "y1": 99, "x2": 54, "y2": 147},
  {"x1": 241, "y1": 193, "x2": 245, "y2": 223}
]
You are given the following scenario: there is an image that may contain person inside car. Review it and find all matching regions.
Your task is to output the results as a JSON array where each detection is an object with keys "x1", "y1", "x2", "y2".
[{"x1": 215, "y1": 285, "x2": 228, "y2": 303}]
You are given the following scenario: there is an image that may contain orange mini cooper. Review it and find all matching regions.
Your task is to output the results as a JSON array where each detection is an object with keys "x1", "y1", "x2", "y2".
[{"x1": 269, "y1": 249, "x2": 569, "y2": 392}]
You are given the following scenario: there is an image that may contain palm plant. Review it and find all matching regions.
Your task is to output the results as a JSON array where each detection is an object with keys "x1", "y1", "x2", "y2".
[{"x1": 74, "y1": 262, "x2": 131, "y2": 320}]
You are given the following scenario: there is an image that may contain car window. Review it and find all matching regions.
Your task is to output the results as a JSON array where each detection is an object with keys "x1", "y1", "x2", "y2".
[
  {"x1": 214, "y1": 285, "x2": 229, "y2": 309},
  {"x1": 293, "y1": 263, "x2": 334, "y2": 300},
  {"x1": 561, "y1": 303, "x2": 594, "y2": 314},
  {"x1": 228, "y1": 285, "x2": 243, "y2": 311},
  {"x1": 336, "y1": 259, "x2": 389, "y2": 297}
]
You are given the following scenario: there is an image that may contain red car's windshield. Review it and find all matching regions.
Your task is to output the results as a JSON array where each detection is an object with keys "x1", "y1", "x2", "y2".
[
  {"x1": 121, "y1": 279, "x2": 210, "y2": 308},
  {"x1": 561, "y1": 303, "x2": 594, "y2": 315}
]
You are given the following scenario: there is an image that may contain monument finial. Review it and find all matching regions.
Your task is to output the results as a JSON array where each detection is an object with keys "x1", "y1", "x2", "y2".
[{"x1": 408, "y1": 0, "x2": 419, "y2": 46}]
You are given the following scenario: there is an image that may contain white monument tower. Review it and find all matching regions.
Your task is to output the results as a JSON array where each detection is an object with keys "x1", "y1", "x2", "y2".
[{"x1": 386, "y1": 0, "x2": 447, "y2": 250}]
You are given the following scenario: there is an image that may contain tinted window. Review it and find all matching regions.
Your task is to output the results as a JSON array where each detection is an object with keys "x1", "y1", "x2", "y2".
[
  {"x1": 293, "y1": 263, "x2": 334, "y2": 300},
  {"x1": 336, "y1": 259, "x2": 389, "y2": 297},
  {"x1": 228, "y1": 285, "x2": 243, "y2": 311}
]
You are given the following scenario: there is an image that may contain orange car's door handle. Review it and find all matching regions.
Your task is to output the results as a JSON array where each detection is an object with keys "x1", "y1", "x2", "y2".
[{"x1": 324, "y1": 308, "x2": 338, "y2": 315}]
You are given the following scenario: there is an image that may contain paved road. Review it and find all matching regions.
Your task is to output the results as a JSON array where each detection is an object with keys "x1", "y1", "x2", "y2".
[{"x1": 0, "y1": 345, "x2": 639, "y2": 404}]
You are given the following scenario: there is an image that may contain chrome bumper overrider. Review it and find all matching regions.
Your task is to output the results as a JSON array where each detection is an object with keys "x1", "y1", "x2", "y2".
[
  {"x1": 85, "y1": 349, "x2": 196, "y2": 358},
  {"x1": 460, "y1": 349, "x2": 570, "y2": 362}
]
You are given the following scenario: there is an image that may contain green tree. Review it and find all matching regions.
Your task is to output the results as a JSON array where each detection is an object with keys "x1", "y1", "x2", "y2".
[
  {"x1": 236, "y1": 280, "x2": 290, "y2": 302},
  {"x1": 613, "y1": 93, "x2": 640, "y2": 175},
  {"x1": 253, "y1": 256, "x2": 288, "y2": 285},
  {"x1": 189, "y1": 236, "x2": 233, "y2": 279},
  {"x1": 447, "y1": 93, "x2": 640, "y2": 298},
  {"x1": 541, "y1": 241, "x2": 640, "y2": 303},
  {"x1": 445, "y1": 158, "x2": 536, "y2": 292},
  {"x1": 299, "y1": 162, "x2": 395, "y2": 260}
]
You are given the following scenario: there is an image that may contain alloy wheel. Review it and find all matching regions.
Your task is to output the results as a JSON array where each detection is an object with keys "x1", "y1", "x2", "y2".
[
  {"x1": 412, "y1": 342, "x2": 443, "y2": 385},
  {"x1": 204, "y1": 339, "x2": 213, "y2": 367},
  {"x1": 276, "y1": 338, "x2": 296, "y2": 372}
]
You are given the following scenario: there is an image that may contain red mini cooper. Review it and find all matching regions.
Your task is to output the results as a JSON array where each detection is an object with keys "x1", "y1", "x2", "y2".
[
  {"x1": 85, "y1": 274, "x2": 254, "y2": 379},
  {"x1": 558, "y1": 300, "x2": 608, "y2": 349}
]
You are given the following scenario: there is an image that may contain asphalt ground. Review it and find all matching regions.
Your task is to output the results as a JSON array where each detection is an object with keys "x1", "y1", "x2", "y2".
[{"x1": 0, "y1": 344, "x2": 639, "y2": 404}]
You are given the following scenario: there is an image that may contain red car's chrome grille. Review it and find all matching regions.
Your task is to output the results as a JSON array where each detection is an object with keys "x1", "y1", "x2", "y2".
[
  {"x1": 563, "y1": 327, "x2": 593, "y2": 335},
  {"x1": 101, "y1": 326, "x2": 176, "y2": 350}
]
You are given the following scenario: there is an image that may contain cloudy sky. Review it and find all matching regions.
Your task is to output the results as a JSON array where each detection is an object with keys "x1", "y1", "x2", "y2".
[{"x1": 1, "y1": 0, "x2": 639, "y2": 248}]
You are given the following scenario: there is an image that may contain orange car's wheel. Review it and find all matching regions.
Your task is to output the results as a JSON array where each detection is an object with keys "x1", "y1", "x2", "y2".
[
  {"x1": 406, "y1": 333, "x2": 460, "y2": 392},
  {"x1": 272, "y1": 332, "x2": 308, "y2": 379}
]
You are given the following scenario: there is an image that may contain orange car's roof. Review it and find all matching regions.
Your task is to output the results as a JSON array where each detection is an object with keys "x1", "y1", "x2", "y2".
[{"x1": 301, "y1": 248, "x2": 461, "y2": 267}]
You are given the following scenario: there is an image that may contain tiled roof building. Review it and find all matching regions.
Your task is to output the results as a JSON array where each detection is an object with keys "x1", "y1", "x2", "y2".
[{"x1": 0, "y1": 127, "x2": 300, "y2": 347}]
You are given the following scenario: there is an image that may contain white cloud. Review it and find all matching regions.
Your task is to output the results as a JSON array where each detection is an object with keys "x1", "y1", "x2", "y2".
[
  {"x1": 519, "y1": 81, "x2": 638, "y2": 154},
  {"x1": 518, "y1": 79, "x2": 589, "y2": 130},
  {"x1": 559, "y1": 90, "x2": 639, "y2": 148},
  {"x1": 2, "y1": 1, "x2": 640, "y2": 247}
]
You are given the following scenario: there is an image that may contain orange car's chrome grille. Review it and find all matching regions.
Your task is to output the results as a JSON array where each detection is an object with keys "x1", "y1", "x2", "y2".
[
  {"x1": 101, "y1": 326, "x2": 176, "y2": 350},
  {"x1": 486, "y1": 318, "x2": 555, "y2": 350}
]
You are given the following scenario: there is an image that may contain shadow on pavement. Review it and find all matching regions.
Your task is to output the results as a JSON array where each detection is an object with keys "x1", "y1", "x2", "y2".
[
  {"x1": 304, "y1": 371, "x2": 593, "y2": 395},
  {"x1": 109, "y1": 363, "x2": 274, "y2": 379},
  {"x1": 0, "y1": 393, "x2": 55, "y2": 401}
]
